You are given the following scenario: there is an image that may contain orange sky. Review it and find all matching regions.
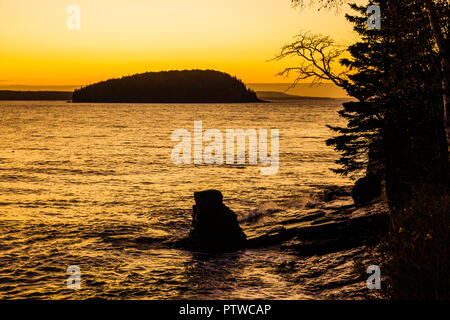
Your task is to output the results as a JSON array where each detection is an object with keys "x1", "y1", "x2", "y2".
[{"x1": 0, "y1": 0, "x2": 360, "y2": 89}]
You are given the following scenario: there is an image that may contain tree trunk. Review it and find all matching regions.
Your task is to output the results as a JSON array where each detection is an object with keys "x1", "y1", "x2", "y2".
[{"x1": 423, "y1": 0, "x2": 450, "y2": 144}]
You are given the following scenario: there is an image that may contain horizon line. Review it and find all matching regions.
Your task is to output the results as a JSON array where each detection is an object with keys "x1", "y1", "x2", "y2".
[{"x1": 0, "y1": 82, "x2": 339, "y2": 88}]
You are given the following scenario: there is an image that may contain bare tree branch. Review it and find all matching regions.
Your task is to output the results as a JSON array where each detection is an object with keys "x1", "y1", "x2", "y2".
[
  {"x1": 290, "y1": 0, "x2": 346, "y2": 11},
  {"x1": 272, "y1": 32, "x2": 349, "y2": 89}
]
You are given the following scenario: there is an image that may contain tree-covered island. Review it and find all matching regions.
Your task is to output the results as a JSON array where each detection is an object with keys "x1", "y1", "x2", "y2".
[{"x1": 72, "y1": 70, "x2": 262, "y2": 103}]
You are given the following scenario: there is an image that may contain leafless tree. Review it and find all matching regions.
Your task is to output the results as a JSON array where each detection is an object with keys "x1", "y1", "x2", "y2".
[{"x1": 272, "y1": 32, "x2": 349, "y2": 89}]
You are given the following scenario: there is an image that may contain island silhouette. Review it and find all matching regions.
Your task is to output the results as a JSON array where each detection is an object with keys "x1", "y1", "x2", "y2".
[{"x1": 72, "y1": 70, "x2": 262, "y2": 103}]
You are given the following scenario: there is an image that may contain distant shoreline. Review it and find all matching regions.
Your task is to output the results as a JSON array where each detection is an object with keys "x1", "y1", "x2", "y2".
[
  {"x1": 0, "y1": 90, "x2": 346, "y2": 102},
  {"x1": 256, "y1": 91, "x2": 335, "y2": 101},
  {"x1": 0, "y1": 90, "x2": 73, "y2": 101}
]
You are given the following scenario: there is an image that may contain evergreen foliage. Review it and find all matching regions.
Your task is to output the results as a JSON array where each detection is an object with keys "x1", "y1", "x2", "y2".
[{"x1": 72, "y1": 70, "x2": 261, "y2": 103}]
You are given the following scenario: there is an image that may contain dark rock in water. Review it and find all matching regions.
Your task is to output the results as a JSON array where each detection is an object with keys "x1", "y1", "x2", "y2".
[
  {"x1": 178, "y1": 190, "x2": 247, "y2": 252},
  {"x1": 351, "y1": 175, "x2": 382, "y2": 204}
]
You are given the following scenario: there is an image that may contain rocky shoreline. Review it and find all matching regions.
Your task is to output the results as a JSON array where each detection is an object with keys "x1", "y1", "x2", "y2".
[
  {"x1": 247, "y1": 188, "x2": 388, "y2": 254},
  {"x1": 128, "y1": 186, "x2": 388, "y2": 299},
  {"x1": 173, "y1": 187, "x2": 388, "y2": 299},
  {"x1": 177, "y1": 187, "x2": 388, "y2": 253}
]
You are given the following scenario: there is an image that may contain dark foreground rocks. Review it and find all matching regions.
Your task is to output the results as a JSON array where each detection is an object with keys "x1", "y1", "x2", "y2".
[
  {"x1": 176, "y1": 188, "x2": 388, "y2": 255},
  {"x1": 129, "y1": 188, "x2": 387, "y2": 298},
  {"x1": 176, "y1": 190, "x2": 247, "y2": 252},
  {"x1": 160, "y1": 188, "x2": 387, "y2": 299},
  {"x1": 246, "y1": 200, "x2": 388, "y2": 256}
]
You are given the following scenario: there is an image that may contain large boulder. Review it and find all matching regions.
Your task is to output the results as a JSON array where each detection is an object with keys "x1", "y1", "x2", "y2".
[
  {"x1": 351, "y1": 175, "x2": 382, "y2": 205},
  {"x1": 180, "y1": 190, "x2": 247, "y2": 252}
]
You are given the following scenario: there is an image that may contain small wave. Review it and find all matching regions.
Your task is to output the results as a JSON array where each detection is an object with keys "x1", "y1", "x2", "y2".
[
  {"x1": 0, "y1": 167, "x2": 116, "y2": 176},
  {"x1": 0, "y1": 174, "x2": 42, "y2": 182},
  {"x1": 0, "y1": 187, "x2": 45, "y2": 195},
  {"x1": 15, "y1": 147, "x2": 50, "y2": 151},
  {"x1": 239, "y1": 203, "x2": 282, "y2": 223},
  {"x1": 30, "y1": 160, "x2": 71, "y2": 166}
]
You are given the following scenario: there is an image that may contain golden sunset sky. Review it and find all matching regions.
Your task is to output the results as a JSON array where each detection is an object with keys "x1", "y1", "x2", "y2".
[{"x1": 0, "y1": 0, "x2": 359, "y2": 90}]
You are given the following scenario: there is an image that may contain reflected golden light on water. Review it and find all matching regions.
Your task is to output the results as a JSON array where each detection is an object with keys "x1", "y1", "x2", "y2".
[{"x1": 0, "y1": 100, "x2": 353, "y2": 299}]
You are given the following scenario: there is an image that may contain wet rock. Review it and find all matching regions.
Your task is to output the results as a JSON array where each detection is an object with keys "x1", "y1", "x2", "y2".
[
  {"x1": 351, "y1": 175, "x2": 382, "y2": 204},
  {"x1": 245, "y1": 212, "x2": 328, "y2": 249},
  {"x1": 178, "y1": 190, "x2": 247, "y2": 252},
  {"x1": 175, "y1": 188, "x2": 388, "y2": 257},
  {"x1": 322, "y1": 185, "x2": 352, "y2": 202},
  {"x1": 281, "y1": 211, "x2": 388, "y2": 255},
  {"x1": 246, "y1": 226, "x2": 288, "y2": 248},
  {"x1": 283, "y1": 236, "x2": 372, "y2": 256},
  {"x1": 279, "y1": 211, "x2": 326, "y2": 226}
]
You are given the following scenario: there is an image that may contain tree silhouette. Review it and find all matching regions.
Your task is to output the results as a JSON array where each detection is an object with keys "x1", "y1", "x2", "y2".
[
  {"x1": 72, "y1": 70, "x2": 261, "y2": 103},
  {"x1": 291, "y1": 0, "x2": 450, "y2": 140},
  {"x1": 273, "y1": 32, "x2": 349, "y2": 88},
  {"x1": 281, "y1": 0, "x2": 449, "y2": 298}
]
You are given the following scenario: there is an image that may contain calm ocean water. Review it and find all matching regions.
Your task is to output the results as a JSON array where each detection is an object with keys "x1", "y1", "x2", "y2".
[{"x1": 0, "y1": 100, "x2": 353, "y2": 299}]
